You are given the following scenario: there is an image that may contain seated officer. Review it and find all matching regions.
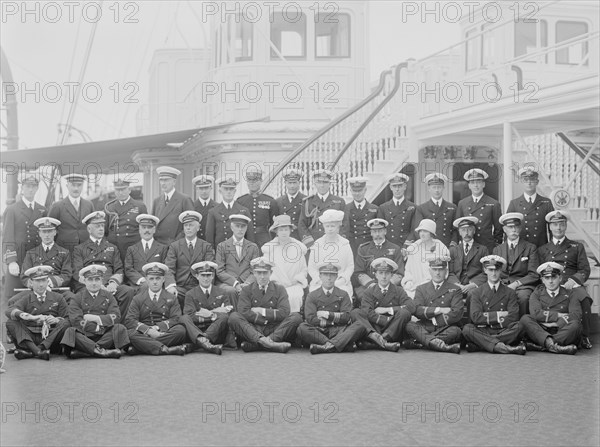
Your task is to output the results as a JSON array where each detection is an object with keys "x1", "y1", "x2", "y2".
[
  {"x1": 125, "y1": 262, "x2": 187, "y2": 356},
  {"x1": 297, "y1": 263, "x2": 367, "y2": 354},
  {"x1": 404, "y1": 258, "x2": 463, "y2": 354},
  {"x1": 124, "y1": 214, "x2": 169, "y2": 289},
  {"x1": 351, "y1": 258, "x2": 412, "y2": 351},
  {"x1": 341, "y1": 176, "x2": 378, "y2": 254},
  {"x1": 537, "y1": 210, "x2": 592, "y2": 349},
  {"x1": 60, "y1": 265, "x2": 128, "y2": 359},
  {"x1": 353, "y1": 218, "x2": 404, "y2": 307},
  {"x1": 20, "y1": 217, "x2": 74, "y2": 303},
  {"x1": 72, "y1": 211, "x2": 135, "y2": 322},
  {"x1": 5, "y1": 266, "x2": 69, "y2": 360},
  {"x1": 228, "y1": 257, "x2": 301, "y2": 353},
  {"x1": 462, "y1": 255, "x2": 526, "y2": 355},
  {"x1": 164, "y1": 211, "x2": 215, "y2": 310},
  {"x1": 519, "y1": 262, "x2": 580, "y2": 355},
  {"x1": 448, "y1": 216, "x2": 489, "y2": 293},
  {"x1": 492, "y1": 212, "x2": 539, "y2": 316},
  {"x1": 179, "y1": 261, "x2": 235, "y2": 355}
]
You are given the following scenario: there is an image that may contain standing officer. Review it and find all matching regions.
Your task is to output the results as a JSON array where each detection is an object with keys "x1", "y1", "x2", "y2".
[
  {"x1": 377, "y1": 173, "x2": 417, "y2": 248},
  {"x1": 125, "y1": 262, "x2": 187, "y2": 356},
  {"x1": 228, "y1": 257, "x2": 302, "y2": 353},
  {"x1": 298, "y1": 169, "x2": 345, "y2": 248},
  {"x1": 164, "y1": 211, "x2": 215, "y2": 310},
  {"x1": 151, "y1": 166, "x2": 194, "y2": 245},
  {"x1": 124, "y1": 214, "x2": 170, "y2": 288},
  {"x1": 3, "y1": 172, "x2": 47, "y2": 299},
  {"x1": 48, "y1": 173, "x2": 94, "y2": 253},
  {"x1": 5, "y1": 266, "x2": 69, "y2": 360},
  {"x1": 492, "y1": 212, "x2": 540, "y2": 316},
  {"x1": 413, "y1": 173, "x2": 457, "y2": 248},
  {"x1": 456, "y1": 169, "x2": 502, "y2": 252},
  {"x1": 205, "y1": 176, "x2": 254, "y2": 248},
  {"x1": 519, "y1": 262, "x2": 580, "y2": 354},
  {"x1": 275, "y1": 168, "x2": 306, "y2": 240},
  {"x1": 105, "y1": 178, "x2": 147, "y2": 263},
  {"x1": 404, "y1": 258, "x2": 463, "y2": 354},
  {"x1": 353, "y1": 218, "x2": 404, "y2": 307},
  {"x1": 537, "y1": 210, "x2": 592, "y2": 349},
  {"x1": 342, "y1": 176, "x2": 378, "y2": 254},
  {"x1": 351, "y1": 258, "x2": 412, "y2": 351},
  {"x1": 192, "y1": 175, "x2": 217, "y2": 241},
  {"x1": 462, "y1": 255, "x2": 526, "y2": 355},
  {"x1": 60, "y1": 265, "x2": 127, "y2": 359},
  {"x1": 72, "y1": 211, "x2": 135, "y2": 322},
  {"x1": 236, "y1": 169, "x2": 279, "y2": 248},
  {"x1": 507, "y1": 167, "x2": 554, "y2": 247},
  {"x1": 297, "y1": 263, "x2": 367, "y2": 354}
]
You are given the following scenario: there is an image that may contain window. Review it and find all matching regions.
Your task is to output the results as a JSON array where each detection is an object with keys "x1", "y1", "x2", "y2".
[
  {"x1": 235, "y1": 15, "x2": 253, "y2": 61},
  {"x1": 465, "y1": 28, "x2": 479, "y2": 71},
  {"x1": 270, "y1": 11, "x2": 306, "y2": 59},
  {"x1": 315, "y1": 12, "x2": 350, "y2": 58},
  {"x1": 213, "y1": 30, "x2": 219, "y2": 67},
  {"x1": 514, "y1": 19, "x2": 548, "y2": 62},
  {"x1": 481, "y1": 23, "x2": 495, "y2": 67},
  {"x1": 556, "y1": 21, "x2": 588, "y2": 65}
]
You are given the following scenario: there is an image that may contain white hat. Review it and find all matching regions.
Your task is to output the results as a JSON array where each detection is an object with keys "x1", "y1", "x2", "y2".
[
  {"x1": 192, "y1": 175, "x2": 214, "y2": 187},
  {"x1": 415, "y1": 219, "x2": 436, "y2": 236},
  {"x1": 388, "y1": 173, "x2": 409, "y2": 185},
  {"x1": 499, "y1": 212, "x2": 524, "y2": 226},
  {"x1": 424, "y1": 173, "x2": 448, "y2": 184},
  {"x1": 156, "y1": 166, "x2": 181, "y2": 179},
  {"x1": 318, "y1": 209, "x2": 344, "y2": 224},
  {"x1": 34, "y1": 217, "x2": 61, "y2": 229},
  {"x1": 464, "y1": 169, "x2": 488, "y2": 181},
  {"x1": 136, "y1": 214, "x2": 160, "y2": 226},
  {"x1": 82, "y1": 211, "x2": 106, "y2": 225},
  {"x1": 179, "y1": 211, "x2": 202, "y2": 224}
]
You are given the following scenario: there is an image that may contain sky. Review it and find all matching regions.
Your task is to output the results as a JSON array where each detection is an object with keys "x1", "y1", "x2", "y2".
[{"x1": 0, "y1": 0, "x2": 461, "y2": 150}]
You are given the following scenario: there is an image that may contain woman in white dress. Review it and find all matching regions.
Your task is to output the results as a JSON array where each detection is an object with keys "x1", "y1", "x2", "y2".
[
  {"x1": 401, "y1": 219, "x2": 450, "y2": 298},
  {"x1": 261, "y1": 215, "x2": 308, "y2": 313},
  {"x1": 307, "y1": 209, "x2": 354, "y2": 297}
]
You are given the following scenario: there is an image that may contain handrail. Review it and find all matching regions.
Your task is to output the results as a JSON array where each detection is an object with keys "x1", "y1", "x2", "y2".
[
  {"x1": 556, "y1": 132, "x2": 600, "y2": 174},
  {"x1": 331, "y1": 63, "x2": 406, "y2": 168},
  {"x1": 260, "y1": 67, "x2": 393, "y2": 193}
]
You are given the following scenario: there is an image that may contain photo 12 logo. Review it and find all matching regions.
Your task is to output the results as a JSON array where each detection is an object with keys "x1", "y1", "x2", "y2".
[
  {"x1": 1, "y1": 402, "x2": 140, "y2": 423},
  {"x1": 2, "y1": 82, "x2": 139, "y2": 104},
  {"x1": 1, "y1": 1, "x2": 140, "y2": 24},
  {"x1": 400, "y1": 1, "x2": 540, "y2": 24}
]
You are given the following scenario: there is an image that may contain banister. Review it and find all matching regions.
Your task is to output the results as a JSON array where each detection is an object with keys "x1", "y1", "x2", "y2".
[{"x1": 556, "y1": 132, "x2": 600, "y2": 175}]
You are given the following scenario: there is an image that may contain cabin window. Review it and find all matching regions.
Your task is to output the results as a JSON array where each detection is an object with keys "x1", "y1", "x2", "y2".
[
  {"x1": 315, "y1": 12, "x2": 351, "y2": 58},
  {"x1": 556, "y1": 21, "x2": 588, "y2": 65},
  {"x1": 270, "y1": 10, "x2": 307, "y2": 59},
  {"x1": 514, "y1": 19, "x2": 548, "y2": 62},
  {"x1": 235, "y1": 15, "x2": 253, "y2": 61},
  {"x1": 214, "y1": 30, "x2": 219, "y2": 67},
  {"x1": 465, "y1": 28, "x2": 479, "y2": 71},
  {"x1": 481, "y1": 23, "x2": 496, "y2": 67}
]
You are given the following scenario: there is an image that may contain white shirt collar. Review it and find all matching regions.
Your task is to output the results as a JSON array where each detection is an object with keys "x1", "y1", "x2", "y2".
[
  {"x1": 393, "y1": 197, "x2": 404, "y2": 206},
  {"x1": 553, "y1": 237, "x2": 565, "y2": 245},
  {"x1": 317, "y1": 192, "x2": 330, "y2": 201},
  {"x1": 165, "y1": 190, "x2": 175, "y2": 201},
  {"x1": 70, "y1": 196, "x2": 80, "y2": 208},
  {"x1": 472, "y1": 194, "x2": 483, "y2": 202},
  {"x1": 143, "y1": 238, "x2": 154, "y2": 248},
  {"x1": 288, "y1": 193, "x2": 298, "y2": 201},
  {"x1": 322, "y1": 287, "x2": 334, "y2": 294},
  {"x1": 524, "y1": 192, "x2": 537, "y2": 202},
  {"x1": 199, "y1": 199, "x2": 209, "y2": 207},
  {"x1": 223, "y1": 200, "x2": 234, "y2": 209},
  {"x1": 90, "y1": 236, "x2": 102, "y2": 244},
  {"x1": 432, "y1": 281, "x2": 444, "y2": 289},
  {"x1": 431, "y1": 198, "x2": 442, "y2": 207},
  {"x1": 186, "y1": 237, "x2": 197, "y2": 247},
  {"x1": 488, "y1": 281, "x2": 499, "y2": 290},
  {"x1": 354, "y1": 200, "x2": 366, "y2": 208},
  {"x1": 119, "y1": 196, "x2": 130, "y2": 205},
  {"x1": 22, "y1": 197, "x2": 34, "y2": 208},
  {"x1": 202, "y1": 286, "x2": 211, "y2": 295},
  {"x1": 35, "y1": 292, "x2": 46, "y2": 301},
  {"x1": 42, "y1": 243, "x2": 54, "y2": 251},
  {"x1": 508, "y1": 238, "x2": 520, "y2": 247}
]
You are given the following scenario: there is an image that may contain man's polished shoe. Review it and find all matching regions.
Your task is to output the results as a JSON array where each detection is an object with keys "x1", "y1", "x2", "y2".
[
  {"x1": 241, "y1": 341, "x2": 260, "y2": 352},
  {"x1": 356, "y1": 340, "x2": 379, "y2": 350},
  {"x1": 14, "y1": 349, "x2": 35, "y2": 360},
  {"x1": 368, "y1": 332, "x2": 401, "y2": 352},
  {"x1": 495, "y1": 342, "x2": 526, "y2": 355},
  {"x1": 93, "y1": 348, "x2": 121, "y2": 359},
  {"x1": 525, "y1": 342, "x2": 545, "y2": 352},
  {"x1": 429, "y1": 338, "x2": 460, "y2": 354},
  {"x1": 309, "y1": 342, "x2": 336, "y2": 355},
  {"x1": 579, "y1": 336, "x2": 592, "y2": 350},
  {"x1": 68, "y1": 349, "x2": 91, "y2": 359},
  {"x1": 159, "y1": 345, "x2": 186, "y2": 356},
  {"x1": 548, "y1": 343, "x2": 577, "y2": 355},
  {"x1": 183, "y1": 343, "x2": 197, "y2": 354},
  {"x1": 258, "y1": 337, "x2": 291, "y2": 353},
  {"x1": 402, "y1": 339, "x2": 424, "y2": 350},
  {"x1": 36, "y1": 349, "x2": 51, "y2": 361},
  {"x1": 465, "y1": 343, "x2": 482, "y2": 352},
  {"x1": 196, "y1": 337, "x2": 222, "y2": 355}
]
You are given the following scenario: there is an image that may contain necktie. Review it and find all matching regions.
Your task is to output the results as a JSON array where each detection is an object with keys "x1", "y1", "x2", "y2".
[
  {"x1": 144, "y1": 243, "x2": 149, "y2": 253},
  {"x1": 45, "y1": 246, "x2": 49, "y2": 253},
  {"x1": 120, "y1": 201, "x2": 125, "y2": 206},
  {"x1": 474, "y1": 198, "x2": 478, "y2": 204},
  {"x1": 29, "y1": 203, "x2": 33, "y2": 211},
  {"x1": 74, "y1": 200, "x2": 79, "y2": 210},
  {"x1": 234, "y1": 240, "x2": 242, "y2": 257},
  {"x1": 153, "y1": 293, "x2": 158, "y2": 302},
  {"x1": 493, "y1": 285, "x2": 497, "y2": 293},
  {"x1": 325, "y1": 291, "x2": 331, "y2": 297},
  {"x1": 376, "y1": 244, "x2": 382, "y2": 250},
  {"x1": 39, "y1": 295, "x2": 45, "y2": 303},
  {"x1": 165, "y1": 195, "x2": 169, "y2": 205},
  {"x1": 261, "y1": 287, "x2": 266, "y2": 296},
  {"x1": 528, "y1": 197, "x2": 533, "y2": 204},
  {"x1": 188, "y1": 242, "x2": 194, "y2": 253},
  {"x1": 510, "y1": 243, "x2": 515, "y2": 250},
  {"x1": 381, "y1": 288, "x2": 387, "y2": 294},
  {"x1": 464, "y1": 243, "x2": 470, "y2": 255},
  {"x1": 95, "y1": 240, "x2": 100, "y2": 247}
]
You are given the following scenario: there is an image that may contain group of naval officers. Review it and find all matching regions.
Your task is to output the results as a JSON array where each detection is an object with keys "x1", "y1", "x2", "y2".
[{"x1": 1, "y1": 163, "x2": 594, "y2": 361}]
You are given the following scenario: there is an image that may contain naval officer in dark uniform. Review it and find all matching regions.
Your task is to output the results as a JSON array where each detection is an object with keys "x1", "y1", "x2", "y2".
[
  {"x1": 413, "y1": 173, "x2": 457, "y2": 248},
  {"x1": 377, "y1": 173, "x2": 417, "y2": 248},
  {"x1": 342, "y1": 176, "x2": 378, "y2": 255},
  {"x1": 192, "y1": 174, "x2": 217, "y2": 241},
  {"x1": 275, "y1": 168, "x2": 306, "y2": 240}
]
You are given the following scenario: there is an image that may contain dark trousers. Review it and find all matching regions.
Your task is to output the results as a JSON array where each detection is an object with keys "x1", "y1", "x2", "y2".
[
  {"x1": 570, "y1": 287, "x2": 593, "y2": 337},
  {"x1": 5, "y1": 319, "x2": 70, "y2": 353},
  {"x1": 114, "y1": 285, "x2": 135, "y2": 324},
  {"x1": 228, "y1": 312, "x2": 302, "y2": 344},
  {"x1": 3, "y1": 273, "x2": 21, "y2": 304},
  {"x1": 519, "y1": 315, "x2": 582, "y2": 346},
  {"x1": 127, "y1": 325, "x2": 187, "y2": 355},
  {"x1": 406, "y1": 321, "x2": 462, "y2": 348},
  {"x1": 350, "y1": 308, "x2": 412, "y2": 341},
  {"x1": 179, "y1": 314, "x2": 229, "y2": 344},
  {"x1": 296, "y1": 321, "x2": 367, "y2": 352},
  {"x1": 60, "y1": 324, "x2": 130, "y2": 355},
  {"x1": 515, "y1": 287, "x2": 534, "y2": 317},
  {"x1": 462, "y1": 322, "x2": 523, "y2": 352}
]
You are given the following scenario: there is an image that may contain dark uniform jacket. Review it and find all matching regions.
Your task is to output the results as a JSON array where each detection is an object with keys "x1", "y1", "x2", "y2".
[
  {"x1": 298, "y1": 193, "x2": 346, "y2": 244},
  {"x1": 105, "y1": 197, "x2": 147, "y2": 259},
  {"x1": 215, "y1": 237, "x2": 260, "y2": 286},
  {"x1": 361, "y1": 283, "x2": 416, "y2": 327},
  {"x1": 238, "y1": 282, "x2": 290, "y2": 326},
  {"x1": 164, "y1": 238, "x2": 216, "y2": 288},
  {"x1": 492, "y1": 239, "x2": 539, "y2": 288},
  {"x1": 2, "y1": 199, "x2": 46, "y2": 265},
  {"x1": 413, "y1": 199, "x2": 457, "y2": 248},
  {"x1": 48, "y1": 197, "x2": 94, "y2": 252},
  {"x1": 342, "y1": 201, "x2": 379, "y2": 253},
  {"x1": 377, "y1": 198, "x2": 417, "y2": 246},
  {"x1": 236, "y1": 193, "x2": 279, "y2": 247},
  {"x1": 448, "y1": 241, "x2": 488, "y2": 285},
  {"x1": 528, "y1": 286, "x2": 582, "y2": 328},
  {"x1": 413, "y1": 280, "x2": 463, "y2": 329},
  {"x1": 6, "y1": 290, "x2": 68, "y2": 333},
  {"x1": 205, "y1": 202, "x2": 255, "y2": 248},
  {"x1": 353, "y1": 239, "x2": 405, "y2": 287},
  {"x1": 456, "y1": 194, "x2": 502, "y2": 252},
  {"x1": 125, "y1": 289, "x2": 181, "y2": 333},
  {"x1": 506, "y1": 194, "x2": 554, "y2": 246},
  {"x1": 151, "y1": 190, "x2": 194, "y2": 246},
  {"x1": 21, "y1": 243, "x2": 72, "y2": 288},
  {"x1": 537, "y1": 238, "x2": 590, "y2": 287},
  {"x1": 68, "y1": 289, "x2": 120, "y2": 336},
  {"x1": 304, "y1": 286, "x2": 352, "y2": 328},
  {"x1": 275, "y1": 192, "x2": 306, "y2": 240},
  {"x1": 72, "y1": 238, "x2": 124, "y2": 291},
  {"x1": 469, "y1": 283, "x2": 519, "y2": 329},
  {"x1": 124, "y1": 239, "x2": 169, "y2": 286},
  {"x1": 193, "y1": 198, "x2": 217, "y2": 241},
  {"x1": 183, "y1": 285, "x2": 234, "y2": 324}
]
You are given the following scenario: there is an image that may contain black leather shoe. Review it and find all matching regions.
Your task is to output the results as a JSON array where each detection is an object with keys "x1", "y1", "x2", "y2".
[
  {"x1": 525, "y1": 342, "x2": 545, "y2": 352},
  {"x1": 36, "y1": 349, "x2": 51, "y2": 361},
  {"x1": 429, "y1": 338, "x2": 460, "y2": 354},
  {"x1": 163, "y1": 345, "x2": 186, "y2": 356},
  {"x1": 183, "y1": 343, "x2": 197, "y2": 354},
  {"x1": 241, "y1": 341, "x2": 260, "y2": 352},
  {"x1": 93, "y1": 347, "x2": 121, "y2": 359},
  {"x1": 496, "y1": 343, "x2": 526, "y2": 355},
  {"x1": 548, "y1": 343, "x2": 577, "y2": 355},
  {"x1": 309, "y1": 342, "x2": 336, "y2": 354},
  {"x1": 14, "y1": 349, "x2": 35, "y2": 360},
  {"x1": 258, "y1": 337, "x2": 291, "y2": 353},
  {"x1": 368, "y1": 332, "x2": 401, "y2": 352},
  {"x1": 579, "y1": 336, "x2": 592, "y2": 350},
  {"x1": 448, "y1": 343, "x2": 461, "y2": 354},
  {"x1": 465, "y1": 343, "x2": 481, "y2": 352},
  {"x1": 402, "y1": 339, "x2": 423, "y2": 350},
  {"x1": 68, "y1": 349, "x2": 91, "y2": 359},
  {"x1": 196, "y1": 337, "x2": 222, "y2": 355},
  {"x1": 356, "y1": 340, "x2": 379, "y2": 350}
]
